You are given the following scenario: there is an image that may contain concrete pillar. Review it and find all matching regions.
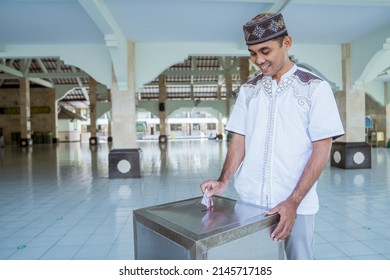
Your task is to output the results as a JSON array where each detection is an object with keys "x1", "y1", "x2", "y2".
[
  {"x1": 107, "y1": 112, "x2": 112, "y2": 143},
  {"x1": 109, "y1": 41, "x2": 142, "y2": 178},
  {"x1": 216, "y1": 85, "x2": 222, "y2": 100},
  {"x1": 190, "y1": 84, "x2": 194, "y2": 100},
  {"x1": 217, "y1": 112, "x2": 224, "y2": 139},
  {"x1": 225, "y1": 73, "x2": 232, "y2": 118},
  {"x1": 19, "y1": 78, "x2": 32, "y2": 147},
  {"x1": 111, "y1": 46, "x2": 136, "y2": 149},
  {"x1": 51, "y1": 98, "x2": 58, "y2": 143},
  {"x1": 158, "y1": 74, "x2": 168, "y2": 143},
  {"x1": 331, "y1": 44, "x2": 371, "y2": 169},
  {"x1": 225, "y1": 72, "x2": 233, "y2": 140},
  {"x1": 240, "y1": 57, "x2": 250, "y2": 84},
  {"x1": 106, "y1": 89, "x2": 113, "y2": 143},
  {"x1": 89, "y1": 76, "x2": 98, "y2": 145},
  {"x1": 342, "y1": 45, "x2": 365, "y2": 144}
]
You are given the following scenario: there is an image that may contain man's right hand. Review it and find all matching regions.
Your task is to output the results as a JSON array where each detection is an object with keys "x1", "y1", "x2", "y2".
[{"x1": 200, "y1": 180, "x2": 227, "y2": 197}]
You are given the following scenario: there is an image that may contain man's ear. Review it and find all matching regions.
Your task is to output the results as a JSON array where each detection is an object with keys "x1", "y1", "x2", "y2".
[{"x1": 284, "y1": 36, "x2": 292, "y2": 49}]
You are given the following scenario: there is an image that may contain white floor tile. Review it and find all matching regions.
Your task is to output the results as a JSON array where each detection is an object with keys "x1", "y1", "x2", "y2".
[{"x1": 0, "y1": 141, "x2": 389, "y2": 260}]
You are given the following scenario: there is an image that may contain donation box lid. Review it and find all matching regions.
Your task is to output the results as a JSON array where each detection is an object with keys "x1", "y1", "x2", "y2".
[{"x1": 134, "y1": 196, "x2": 276, "y2": 241}]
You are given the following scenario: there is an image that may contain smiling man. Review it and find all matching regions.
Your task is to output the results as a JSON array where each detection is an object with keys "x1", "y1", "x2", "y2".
[{"x1": 200, "y1": 13, "x2": 344, "y2": 259}]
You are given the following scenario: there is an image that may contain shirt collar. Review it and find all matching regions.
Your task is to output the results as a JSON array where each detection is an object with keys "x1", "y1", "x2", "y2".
[{"x1": 279, "y1": 63, "x2": 297, "y2": 81}]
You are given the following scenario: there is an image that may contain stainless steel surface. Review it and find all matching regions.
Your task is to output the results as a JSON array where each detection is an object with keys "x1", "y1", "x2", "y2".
[
  {"x1": 145, "y1": 196, "x2": 266, "y2": 235},
  {"x1": 133, "y1": 196, "x2": 283, "y2": 260}
]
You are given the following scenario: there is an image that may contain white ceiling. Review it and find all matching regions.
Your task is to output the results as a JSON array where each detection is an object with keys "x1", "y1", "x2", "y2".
[{"x1": 1, "y1": 0, "x2": 390, "y2": 46}]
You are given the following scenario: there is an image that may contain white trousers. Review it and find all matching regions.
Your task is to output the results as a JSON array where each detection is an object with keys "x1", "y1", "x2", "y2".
[{"x1": 283, "y1": 214, "x2": 316, "y2": 260}]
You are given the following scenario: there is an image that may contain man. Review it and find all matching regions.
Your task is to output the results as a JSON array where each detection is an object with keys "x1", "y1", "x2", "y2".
[{"x1": 200, "y1": 13, "x2": 344, "y2": 260}]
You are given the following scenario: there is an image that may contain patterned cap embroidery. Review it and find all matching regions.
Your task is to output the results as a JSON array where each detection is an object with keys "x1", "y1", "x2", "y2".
[
  {"x1": 253, "y1": 26, "x2": 266, "y2": 38},
  {"x1": 268, "y1": 20, "x2": 279, "y2": 32},
  {"x1": 243, "y1": 13, "x2": 287, "y2": 45}
]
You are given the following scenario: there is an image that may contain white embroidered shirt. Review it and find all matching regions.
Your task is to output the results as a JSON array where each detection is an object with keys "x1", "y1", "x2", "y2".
[{"x1": 226, "y1": 64, "x2": 344, "y2": 214}]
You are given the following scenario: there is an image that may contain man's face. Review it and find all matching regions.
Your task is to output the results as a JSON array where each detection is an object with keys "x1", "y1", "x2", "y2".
[{"x1": 247, "y1": 36, "x2": 292, "y2": 81}]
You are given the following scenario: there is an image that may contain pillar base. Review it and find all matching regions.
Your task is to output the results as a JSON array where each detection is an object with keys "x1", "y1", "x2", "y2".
[
  {"x1": 89, "y1": 137, "x2": 98, "y2": 146},
  {"x1": 20, "y1": 138, "x2": 33, "y2": 147},
  {"x1": 109, "y1": 148, "x2": 143, "y2": 178},
  {"x1": 331, "y1": 142, "x2": 371, "y2": 169},
  {"x1": 159, "y1": 135, "x2": 167, "y2": 144}
]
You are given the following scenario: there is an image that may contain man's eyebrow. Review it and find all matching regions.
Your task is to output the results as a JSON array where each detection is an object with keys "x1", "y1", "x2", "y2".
[{"x1": 248, "y1": 46, "x2": 270, "y2": 53}]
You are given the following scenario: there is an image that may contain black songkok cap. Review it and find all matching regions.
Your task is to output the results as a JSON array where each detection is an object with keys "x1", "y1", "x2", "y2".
[{"x1": 243, "y1": 13, "x2": 287, "y2": 45}]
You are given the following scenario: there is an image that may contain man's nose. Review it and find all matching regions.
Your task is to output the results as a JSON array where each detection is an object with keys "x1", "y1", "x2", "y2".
[{"x1": 255, "y1": 54, "x2": 265, "y2": 65}]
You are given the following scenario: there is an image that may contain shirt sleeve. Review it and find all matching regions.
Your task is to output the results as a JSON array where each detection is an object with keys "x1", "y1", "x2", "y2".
[
  {"x1": 225, "y1": 85, "x2": 248, "y2": 135},
  {"x1": 309, "y1": 81, "x2": 345, "y2": 141}
]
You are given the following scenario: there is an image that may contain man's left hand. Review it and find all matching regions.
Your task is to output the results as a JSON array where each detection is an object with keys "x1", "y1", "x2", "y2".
[{"x1": 265, "y1": 197, "x2": 299, "y2": 241}]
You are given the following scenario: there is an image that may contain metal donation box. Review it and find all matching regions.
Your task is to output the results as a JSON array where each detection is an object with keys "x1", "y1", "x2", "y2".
[{"x1": 133, "y1": 196, "x2": 284, "y2": 260}]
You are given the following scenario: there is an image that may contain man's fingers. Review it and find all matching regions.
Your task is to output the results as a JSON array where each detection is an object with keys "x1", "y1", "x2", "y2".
[
  {"x1": 200, "y1": 181, "x2": 211, "y2": 193},
  {"x1": 271, "y1": 215, "x2": 294, "y2": 241},
  {"x1": 273, "y1": 223, "x2": 294, "y2": 241}
]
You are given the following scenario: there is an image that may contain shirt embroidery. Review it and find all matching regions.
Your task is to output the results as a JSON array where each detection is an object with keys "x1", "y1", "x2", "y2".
[
  {"x1": 242, "y1": 68, "x2": 323, "y2": 108},
  {"x1": 243, "y1": 73, "x2": 264, "y2": 107},
  {"x1": 260, "y1": 77, "x2": 290, "y2": 208},
  {"x1": 291, "y1": 69, "x2": 323, "y2": 106}
]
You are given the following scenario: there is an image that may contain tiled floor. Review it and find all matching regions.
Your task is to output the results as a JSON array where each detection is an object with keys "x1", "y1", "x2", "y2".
[{"x1": 0, "y1": 140, "x2": 389, "y2": 260}]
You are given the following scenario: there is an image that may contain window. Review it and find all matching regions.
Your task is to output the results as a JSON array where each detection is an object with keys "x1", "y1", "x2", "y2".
[
  {"x1": 170, "y1": 124, "x2": 182, "y2": 131},
  {"x1": 207, "y1": 123, "x2": 216, "y2": 130}
]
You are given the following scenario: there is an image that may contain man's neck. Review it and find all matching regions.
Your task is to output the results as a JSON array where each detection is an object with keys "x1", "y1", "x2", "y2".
[{"x1": 273, "y1": 60, "x2": 294, "y2": 83}]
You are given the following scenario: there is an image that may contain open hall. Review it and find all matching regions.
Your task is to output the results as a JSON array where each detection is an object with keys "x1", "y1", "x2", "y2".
[{"x1": 1, "y1": 0, "x2": 390, "y2": 260}]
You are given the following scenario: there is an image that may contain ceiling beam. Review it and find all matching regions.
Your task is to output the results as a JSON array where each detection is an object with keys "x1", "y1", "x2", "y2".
[
  {"x1": 21, "y1": 59, "x2": 32, "y2": 76},
  {"x1": 0, "y1": 72, "x2": 88, "y2": 79},
  {"x1": 71, "y1": 66, "x2": 89, "y2": 101},
  {"x1": 79, "y1": 0, "x2": 128, "y2": 91},
  {"x1": 0, "y1": 63, "x2": 24, "y2": 78},
  {"x1": 267, "y1": 0, "x2": 291, "y2": 13},
  {"x1": 29, "y1": 78, "x2": 54, "y2": 88},
  {"x1": 36, "y1": 58, "x2": 54, "y2": 83},
  {"x1": 144, "y1": 81, "x2": 242, "y2": 87},
  {"x1": 163, "y1": 69, "x2": 240, "y2": 76},
  {"x1": 0, "y1": 63, "x2": 53, "y2": 88}
]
